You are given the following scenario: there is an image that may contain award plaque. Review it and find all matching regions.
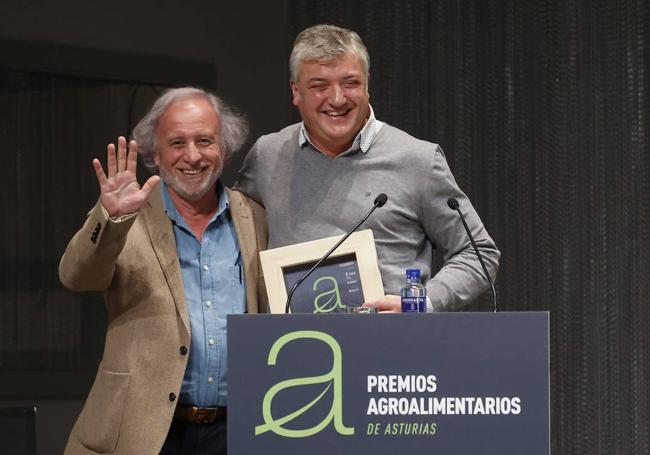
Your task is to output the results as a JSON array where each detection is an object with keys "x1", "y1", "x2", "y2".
[{"x1": 259, "y1": 229, "x2": 385, "y2": 313}]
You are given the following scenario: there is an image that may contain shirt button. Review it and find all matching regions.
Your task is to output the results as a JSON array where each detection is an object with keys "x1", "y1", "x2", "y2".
[
  {"x1": 179, "y1": 346, "x2": 188, "y2": 355},
  {"x1": 206, "y1": 300, "x2": 212, "y2": 307},
  {"x1": 208, "y1": 339, "x2": 215, "y2": 346},
  {"x1": 207, "y1": 377, "x2": 214, "y2": 384},
  {"x1": 169, "y1": 392, "x2": 176, "y2": 402},
  {"x1": 203, "y1": 265, "x2": 209, "y2": 271}
]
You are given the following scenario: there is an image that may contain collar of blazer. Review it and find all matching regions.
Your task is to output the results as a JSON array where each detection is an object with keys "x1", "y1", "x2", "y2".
[
  {"x1": 226, "y1": 188, "x2": 260, "y2": 314},
  {"x1": 140, "y1": 184, "x2": 190, "y2": 334}
]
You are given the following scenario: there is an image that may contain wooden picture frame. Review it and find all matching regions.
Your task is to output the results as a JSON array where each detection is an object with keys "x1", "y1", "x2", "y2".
[{"x1": 259, "y1": 229, "x2": 385, "y2": 313}]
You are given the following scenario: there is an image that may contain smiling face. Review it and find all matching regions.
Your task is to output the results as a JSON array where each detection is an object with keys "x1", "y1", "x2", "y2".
[
  {"x1": 154, "y1": 96, "x2": 223, "y2": 203},
  {"x1": 291, "y1": 52, "x2": 370, "y2": 156}
]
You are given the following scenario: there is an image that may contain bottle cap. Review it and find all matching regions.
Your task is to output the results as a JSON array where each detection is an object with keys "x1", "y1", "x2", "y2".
[{"x1": 406, "y1": 268, "x2": 421, "y2": 280}]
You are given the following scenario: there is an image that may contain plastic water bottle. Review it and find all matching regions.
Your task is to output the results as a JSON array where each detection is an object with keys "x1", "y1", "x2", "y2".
[{"x1": 401, "y1": 268, "x2": 426, "y2": 313}]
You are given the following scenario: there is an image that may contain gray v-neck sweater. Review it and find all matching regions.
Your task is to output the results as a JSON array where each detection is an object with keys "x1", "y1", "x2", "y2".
[{"x1": 235, "y1": 122, "x2": 499, "y2": 310}]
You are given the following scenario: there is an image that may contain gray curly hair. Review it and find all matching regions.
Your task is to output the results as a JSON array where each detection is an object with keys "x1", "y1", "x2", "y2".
[
  {"x1": 290, "y1": 24, "x2": 370, "y2": 82},
  {"x1": 133, "y1": 87, "x2": 248, "y2": 173}
]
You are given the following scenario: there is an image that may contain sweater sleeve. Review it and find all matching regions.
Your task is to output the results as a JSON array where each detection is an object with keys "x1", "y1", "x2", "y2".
[
  {"x1": 420, "y1": 146, "x2": 501, "y2": 310},
  {"x1": 233, "y1": 138, "x2": 264, "y2": 206}
]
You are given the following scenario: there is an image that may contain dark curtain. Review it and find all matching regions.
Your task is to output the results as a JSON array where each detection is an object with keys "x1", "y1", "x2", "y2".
[
  {"x1": 0, "y1": 69, "x2": 162, "y2": 396},
  {"x1": 288, "y1": 1, "x2": 649, "y2": 454}
]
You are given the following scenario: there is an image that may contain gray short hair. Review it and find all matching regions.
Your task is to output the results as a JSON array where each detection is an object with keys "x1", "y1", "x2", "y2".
[
  {"x1": 133, "y1": 87, "x2": 248, "y2": 173},
  {"x1": 290, "y1": 24, "x2": 370, "y2": 82}
]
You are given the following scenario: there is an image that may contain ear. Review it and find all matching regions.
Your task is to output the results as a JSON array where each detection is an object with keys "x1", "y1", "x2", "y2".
[
  {"x1": 290, "y1": 80, "x2": 301, "y2": 107},
  {"x1": 366, "y1": 73, "x2": 371, "y2": 97},
  {"x1": 153, "y1": 151, "x2": 160, "y2": 166}
]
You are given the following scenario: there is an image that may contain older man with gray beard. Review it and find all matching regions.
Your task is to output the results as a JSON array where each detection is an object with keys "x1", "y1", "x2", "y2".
[{"x1": 60, "y1": 87, "x2": 267, "y2": 455}]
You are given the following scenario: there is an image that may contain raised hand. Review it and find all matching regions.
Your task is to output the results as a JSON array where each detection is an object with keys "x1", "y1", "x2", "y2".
[{"x1": 93, "y1": 136, "x2": 160, "y2": 218}]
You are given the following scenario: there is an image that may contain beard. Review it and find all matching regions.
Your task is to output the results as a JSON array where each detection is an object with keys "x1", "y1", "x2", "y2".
[{"x1": 159, "y1": 161, "x2": 223, "y2": 202}]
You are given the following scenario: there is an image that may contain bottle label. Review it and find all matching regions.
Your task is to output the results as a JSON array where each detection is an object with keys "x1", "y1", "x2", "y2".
[{"x1": 401, "y1": 296, "x2": 426, "y2": 313}]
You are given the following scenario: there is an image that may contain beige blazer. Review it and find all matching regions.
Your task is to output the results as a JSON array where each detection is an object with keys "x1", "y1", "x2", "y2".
[{"x1": 59, "y1": 187, "x2": 268, "y2": 455}]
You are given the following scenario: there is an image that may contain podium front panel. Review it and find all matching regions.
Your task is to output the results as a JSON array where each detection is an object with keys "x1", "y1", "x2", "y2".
[{"x1": 228, "y1": 312, "x2": 549, "y2": 454}]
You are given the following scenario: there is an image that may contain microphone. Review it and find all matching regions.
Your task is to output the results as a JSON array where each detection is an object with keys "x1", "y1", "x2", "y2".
[
  {"x1": 447, "y1": 197, "x2": 497, "y2": 312},
  {"x1": 284, "y1": 193, "x2": 388, "y2": 313}
]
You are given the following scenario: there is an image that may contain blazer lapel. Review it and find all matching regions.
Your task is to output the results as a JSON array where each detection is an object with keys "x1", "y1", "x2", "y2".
[
  {"x1": 227, "y1": 188, "x2": 259, "y2": 314},
  {"x1": 141, "y1": 186, "x2": 190, "y2": 333}
]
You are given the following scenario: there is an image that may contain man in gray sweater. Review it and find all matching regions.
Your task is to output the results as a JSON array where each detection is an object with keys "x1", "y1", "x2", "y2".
[{"x1": 235, "y1": 24, "x2": 500, "y2": 312}]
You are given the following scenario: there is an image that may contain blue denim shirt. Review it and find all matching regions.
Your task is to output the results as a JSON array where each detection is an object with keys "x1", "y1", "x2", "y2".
[{"x1": 161, "y1": 182, "x2": 245, "y2": 406}]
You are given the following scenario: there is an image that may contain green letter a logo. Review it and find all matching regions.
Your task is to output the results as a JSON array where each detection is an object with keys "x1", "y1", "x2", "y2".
[
  {"x1": 255, "y1": 330, "x2": 355, "y2": 438},
  {"x1": 313, "y1": 276, "x2": 345, "y2": 313}
]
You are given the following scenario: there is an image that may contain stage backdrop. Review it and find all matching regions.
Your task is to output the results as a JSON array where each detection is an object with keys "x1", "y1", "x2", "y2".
[{"x1": 287, "y1": 1, "x2": 649, "y2": 454}]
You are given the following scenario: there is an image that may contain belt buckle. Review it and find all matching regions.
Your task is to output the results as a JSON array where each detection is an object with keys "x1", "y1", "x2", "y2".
[{"x1": 195, "y1": 407, "x2": 217, "y2": 424}]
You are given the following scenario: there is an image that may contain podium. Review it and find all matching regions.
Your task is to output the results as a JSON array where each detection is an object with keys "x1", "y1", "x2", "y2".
[{"x1": 228, "y1": 312, "x2": 549, "y2": 454}]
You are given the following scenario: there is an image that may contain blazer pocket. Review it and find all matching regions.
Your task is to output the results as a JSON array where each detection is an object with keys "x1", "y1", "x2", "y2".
[{"x1": 78, "y1": 368, "x2": 131, "y2": 453}]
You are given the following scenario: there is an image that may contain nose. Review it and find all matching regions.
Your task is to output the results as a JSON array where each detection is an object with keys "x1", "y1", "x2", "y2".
[
  {"x1": 329, "y1": 84, "x2": 346, "y2": 106},
  {"x1": 185, "y1": 142, "x2": 202, "y2": 164}
]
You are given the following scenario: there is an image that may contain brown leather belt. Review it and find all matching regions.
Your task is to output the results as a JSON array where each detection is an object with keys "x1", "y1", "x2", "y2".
[{"x1": 174, "y1": 405, "x2": 227, "y2": 424}]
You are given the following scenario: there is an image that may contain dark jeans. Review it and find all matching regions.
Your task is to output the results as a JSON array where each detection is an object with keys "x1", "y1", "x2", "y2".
[{"x1": 160, "y1": 418, "x2": 227, "y2": 455}]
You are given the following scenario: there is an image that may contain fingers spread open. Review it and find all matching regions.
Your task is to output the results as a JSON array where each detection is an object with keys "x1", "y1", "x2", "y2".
[
  {"x1": 93, "y1": 158, "x2": 108, "y2": 187},
  {"x1": 117, "y1": 136, "x2": 127, "y2": 172},
  {"x1": 106, "y1": 143, "x2": 117, "y2": 178},
  {"x1": 127, "y1": 140, "x2": 139, "y2": 173},
  {"x1": 140, "y1": 175, "x2": 160, "y2": 198}
]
